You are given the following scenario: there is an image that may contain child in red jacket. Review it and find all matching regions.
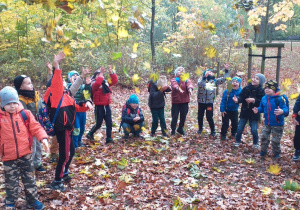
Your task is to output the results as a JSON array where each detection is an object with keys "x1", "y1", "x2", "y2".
[
  {"x1": 86, "y1": 66, "x2": 118, "y2": 144},
  {"x1": 0, "y1": 86, "x2": 49, "y2": 209}
]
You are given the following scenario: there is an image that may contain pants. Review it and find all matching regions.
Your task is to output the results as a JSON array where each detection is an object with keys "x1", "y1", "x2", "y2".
[
  {"x1": 89, "y1": 105, "x2": 112, "y2": 139},
  {"x1": 235, "y1": 118, "x2": 259, "y2": 144},
  {"x1": 73, "y1": 112, "x2": 87, "y2": 147},
  {"x1": 50, "y1": 135, "x2": 59, "y2": 155},
  {"x1": 221, "y1": 111, "x2": 239, "y2": 137},
  {"x1": 261, "y1": 125, "x2": 284, "y2": 155},
  {"x1": 294, "y1": 125, "x2": 300, "y2": 150},
  {"x1": 55, "y1": 130, "x2": 74, "y2": 181},
  {"x1": 198, "y1": 103, "x2": 215, "y2": 132},
  {"x1": 32, "y1": 136, "x2": 42, "y2": 168},
  {"x1": 4, "y1": 154, "x2": 38, "y2": 206},
  {"x1": 151, "y1": 108, "x2": 167, "y2": 135},
  {"x1": 122, "y1": 122, "x2": 145, "y2": 136},
  {"x1": 171, "y1": 103, "x2": 189, "y2": 131}
]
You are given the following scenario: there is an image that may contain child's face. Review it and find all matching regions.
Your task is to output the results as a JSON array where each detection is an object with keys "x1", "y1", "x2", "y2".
[
  {"x1": 70, "y1": 74, "x2": 79, "y2": 84},
  {"x1": 20, "y1": 77, "x2": 33, "y2": 91},
  {"x1": 232, "y1": 80, "x2": 240, "y2": 90},
  {"x1": 265, "y1": 88, "x2": 275, "y2": 96},
  {"x1": 251, "y1": 76, "x2": 260, "y2": 86},
  {"x1": 129, "y1": 103, "x2": 138, "y2": 109},
  {"x1": 176, "y1": 68, "x2": 185, "y2": 77},
  {"x1": 4, "y1": 102, "x2": 19, "y2": 113}
]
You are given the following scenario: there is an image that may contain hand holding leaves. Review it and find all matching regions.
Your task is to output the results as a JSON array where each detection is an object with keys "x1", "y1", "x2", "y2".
[
  {"x1": 81, "y1": 66, "x2": 91, "y2": 78},
  {"x1": 46, "y1": 62, "x2": 53, "y2": 75},
  {"x1": 53, "y1": 51, "x2": 65, "y2": 70}
]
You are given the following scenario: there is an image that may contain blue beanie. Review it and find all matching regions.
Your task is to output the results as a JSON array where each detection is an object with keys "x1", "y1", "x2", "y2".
[
  {"x1": 128, "y1": 94, "x2": 139, "y2": 104},
  {"x1": 255, "y1": 73, "x2": 265, "y2": 87},
  {"x1": 203, "y1": 69, "x2": 213, "y2": 77},
  {"x1": 68, "y1": 70, "x2": 80, "y2": 82},
  {"x1": 232, "y1": 76, "x2": 242, "y2": 87}
]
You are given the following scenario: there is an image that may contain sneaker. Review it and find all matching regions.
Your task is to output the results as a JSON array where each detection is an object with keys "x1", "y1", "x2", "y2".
[
  {"x1": 273, "y1": 153, "x2": 281, "y2": 159},
  {"x1": 171, "y1": 130, "x2": 175, "y2": 136},
  {"x1": 50, "y1": 180, "x2": 65, "y2": 192},
  {"x1": 260, "y1": 151, "x2": 267, "y2": 157},
  {"x1": 253, "y1": 144, "x2": 259, "y2": 149},
  {"x1": 177, "y1": 128, "x2": 185, "y2": 135},
  {"x1": 105, "y1": 138, "x2": 115, "y2": 144},
  {"x1": 78, "y1": 141, "x2": 85, "y2": 147},
  {"x1": 234, "y1": 142, "x2": 240, "y2": 147},
  {"x1": 62, "y1": 174, "x2": 72, "y2": 183},
  {"x1": 221, "y1": 135, "x2": 227, "y2": 140},
  {"x1": 86, "y1": 133, "x2": 94, "y2": 141},
  {"x1": 36, "y1": 165, "x2": 46, "y2": 172},
  {"x1": 162, "y1": 132, "x2": 169, "y2": 138},
  {"x1": 210, "y1": 131, "x2": 217, "y2": 138},
  {"x1": 27, "y1": 200, "x2": 45, "y2": 210},
  {"x1": 5, "y1": 204, "x2": 14, "y2": 209},
  {"x1": 292, "y1": 150, "x2": 300, "y2": 161},
  {"x1": 197, "y1": 129, "x2": 203, "y2": 134}
]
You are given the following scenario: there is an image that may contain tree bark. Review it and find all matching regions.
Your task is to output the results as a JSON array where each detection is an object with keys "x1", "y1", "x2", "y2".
[{"x1": 150, "y1": 0, "x2": 155, "y2": 62}]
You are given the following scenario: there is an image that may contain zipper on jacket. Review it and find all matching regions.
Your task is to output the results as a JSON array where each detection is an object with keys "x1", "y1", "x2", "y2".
[
  {"x1": 15, "y1": 121, "x2": 20, "y2": 133},
  {"x1": 10, "y1": 114, "x2": 19, "y2": 159}
]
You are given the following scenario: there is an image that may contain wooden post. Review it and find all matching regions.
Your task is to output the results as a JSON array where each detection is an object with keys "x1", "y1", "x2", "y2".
[
  {"x1": 276, "y1": 47, "x2": 282, "y2": 83},
  {"x1": 216, "y1": 61, "x2": 220, "y2": 95},
  {"x1": 248, "y1": 47, "x2": 252, "y2": 80},
  {"x1": 261, "y1": 47, "x2": 266, "y2": 74},
  {"x1": 261, "y1": 0, "x2": 271, "y2": 74}
]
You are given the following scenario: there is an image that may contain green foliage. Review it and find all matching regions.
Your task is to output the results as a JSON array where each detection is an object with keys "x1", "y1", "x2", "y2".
[{"x1": 282, "y1": 180, "x2": 300, "y2": 191}]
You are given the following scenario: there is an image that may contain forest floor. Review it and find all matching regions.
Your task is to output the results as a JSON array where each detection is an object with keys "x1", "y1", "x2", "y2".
[{"x1": 0, "y1": 44, "x2": 299, "y2": 209}]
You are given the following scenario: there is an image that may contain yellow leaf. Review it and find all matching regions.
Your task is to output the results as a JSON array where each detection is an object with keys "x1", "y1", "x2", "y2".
[
  {"x1": 150, "y1": 73, "x2": 159, "y2": 82},
  {"x1": 194, "y1": 160, "x2": 200, "y2": 165},
  {"x1": 180, "y1": 72, "x2": 190, "y2": 82},
  {"x1": 89, "y1": 51, "x2": 95, "y2": 59},
  {"x1": 250, "y1": 44, "x2": 257, "y2": 51},
  {"x1": 111, "y1": 14, "x2": 119, "y2": 22},
  {"x1": 195, "y1": 66, "x2": 202, "y2": 76},
  {"x1": 56, "y1": 26, "x2": 63, "y2": 37},
  {"x1": 144, "y1": 62, "x2": 151, "y2": 70},
  {"x1": 205, "y1": 45, "x2": 217, "y2": 58},
  {"x1": 135, "y1": 87, "x2": 140, "y2": 94},
  {"x1": 261, "y1": 187, "x2": 272, "y2": 195},
  {"x1": 90, "y1": 43, "x2": 96, "y2": 48},
  {"x1": 133, "y1": 124, "x2": 140, "y2": 131},
  {"x1": 290, "y1": 93, "x2": 299, "y2": 99},
  {"x1": 118, "y1": 28, "x2": 129, "y2": 38},
  {"x1": 79, "y1": 169, "x2": 90, "y2": 175},
  {"x1": 281, "y1": 78, "x2": 292, "y2": 91},
  {"x1": 107, "y1": 78, "x2": 112, "y2": 85},
  {"x1": 239, "y1": 27, "x2": 247, "y2": 38},
  {"x1": 178, "y1": 137, "x2": 185, "y2": 142},
  {"x1": 126, "y1": 127, "x2": 131, "y2": 133},
  {"x1": 212, "y1": 167, "x2": 222, "y2": 173},
  {"x1": 53, "y1": 43, "x2": 60, "y2": 50},
  {"x1": 63, "y1": 45, "x2": 73, "y2": 57},
  {"x1": 267, "y1": 164, "x2": 281, "y2": 175},
  {"x1": 226, "y1": 77, "x2": 232, "y2": 81},
  {"x1": 167, "y1": 66, "x2": 173, "y2": 73},
  {"x1": 178, "y1": 6, "x2": 187, "y2": 12},
  {"x1": 245, "y1": 158, "x2": 256, "y2": 164},
  {"x1": 163, "y1": 47, "x2": 171, "y2": 53},
  {"x1": 217, "y1": 159, "x2": 227, "y2": 163},
  {"x1": 132, "y1": 74, "x2": 140, "y2": 84},
  {"x1": 82, "y1": 90, "x2": 90, "y2": 100},
  {"x1": 234, "y1": 42, "x2": 238, "y2": 47},
  {"x1": 132, "y1": 43, "x2": 138, "y2": 53}
]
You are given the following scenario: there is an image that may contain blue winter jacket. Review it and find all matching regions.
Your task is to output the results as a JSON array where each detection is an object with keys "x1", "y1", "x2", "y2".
[
  {"x1": 257, "y1": 93, "x2": 288, "y2": 126},
  {"x1": 220, "y1": 88, "x2": 242, "y2": 112}
]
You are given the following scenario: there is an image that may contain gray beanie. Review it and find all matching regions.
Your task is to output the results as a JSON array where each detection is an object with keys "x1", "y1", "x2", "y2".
[
  {"x1": 255, "y1": 73, "x2": 266, "y2": 87},
  {"x1": 0, "y1": 86, "x2": 19, "y2": 108}
]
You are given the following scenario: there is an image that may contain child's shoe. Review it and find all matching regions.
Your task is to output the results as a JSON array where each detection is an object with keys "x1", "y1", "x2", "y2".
[
  {"x1": 62, "y1": 174, "x2": 72, "y2": 183},
  {"x1": 162, "y1": 132, "x2": 169, "y2": 138},
  {"x1": 273, "y1": 153, "x2": 281, "y2": 159},
  {"x1": 5, "y1": 203, "x2": 14, "y2": 209},
  {"x1": 177, "y1": 128, "x2": 185, "y2": 135},
  {"x1": 292, "y1": 150, "x2": 300, "y2": 161},
  {"x1": 27, "y1": 200, "x2": 45, "y2": 210},
  {"x1": 210, "y1": 131, "x2": 217, "y2": 138},
  {"x1": 86, "y1": 133, "x2": 94, "y2": 141},
  {"x1": 50, "y1": 180, "x2": 65, "y2": 192},
  {"x1": 197, "y1": 129, "x2": 203, "y2": 134},
  {"x1": 260, "y1": 151, "x2": 267, "y2": 157},
  {"x1": 105, "y1": 138, "x2": 115, "y2": 144},
  {"x1": 253, "y1": 144, "x2": 259, "y2": 149},
  {"x1": 78, "y1": 141, "x2": 85, "y2": 147},
  {"x1": 36, "y1": 165, "x2": 46, "y2": 172},
  {"x1": 221, "y1": 135, "x2": 227, "y2": 140},
  {"x1": 171, "y1": 130, "x2": 175, "y2": 136},
  {"x1": 234, "y1": 142, "x2": 240, "y2": 147}
]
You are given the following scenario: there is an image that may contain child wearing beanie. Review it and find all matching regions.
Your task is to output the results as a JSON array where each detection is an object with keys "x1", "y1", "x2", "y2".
[
  {"x1": 0, "y1": 86, "x2": 49, "y2": 209},
  {"x1": 220, "y1": 76, "x2": 242, "y2": 140},
  {"x1": 121, "y1": 94, "x2": 145, "y2": 139},
  {"x1": 253, "y1": 80, "x2": 288, "y2": 159},
  {"x1": 233, "y1": 73, "x2": 266, "y2": 148},
  {"x1": 197, "y1": 63, "x2": 230, "y2": 137},
  {"x1": 170, "y1": 66, "x2": 194, "y2": 135},
  {"x1": 291, "y1": 95, "x2": 300, "y2": 161},
  {"x1": 86, "y1": 66, "x2": 118, "y2": 144}
]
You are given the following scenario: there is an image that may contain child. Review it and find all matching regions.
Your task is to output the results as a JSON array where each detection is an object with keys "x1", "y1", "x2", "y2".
[
  {"x1": 170, "y1": 67, "x2": 194, "y2": 135},
  {"x1": 121, "y1": 94, "x2": 145, "y2": 139},
  {"x1": 13, "y1": 75, "x2": 46, "y2": 172},
  {"x1": 197, "y1": 64, "x2": 229, "y2": 137},
  {"x1": 44, "y1": 52, "x2": 92, "y2": 192},
  {"x1": 233, "y1": 73, "x2": 265, "y2": 148},
  {"x1": 67, "y1": 70, "x2": 92, "y2": 148},
  {"x1": 86, "y1": 66, "x2": 118, "y2": 144},
  {"x1": 253, "y1": 80, "x2": 288, "y2": 159},
  {"x1": 0, "y1": 86, "x2": 49, "y2": 209},
  {"x1": 148, "y1": 75, "x2": 171, "y2": 137},
  {"x1": 292, "y1": 95, "x2": 300, "y2": 161},
  {"x1": 220, "y1": 76, "x2": 242, "y2": 140}
]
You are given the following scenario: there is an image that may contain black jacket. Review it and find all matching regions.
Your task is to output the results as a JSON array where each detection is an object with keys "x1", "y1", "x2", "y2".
[
  {"x1": 121, "y1": 101, "x2": 144, "y2": 126},
  {"x1": 237, "y1": 84, "x2": 265, "y2": 120},
  {"x1": 148, "y1": 81, "x2": 171, "y2": 109},
  {"x1": 293, "y1": 95, "x2": 300, "y2": 122}
]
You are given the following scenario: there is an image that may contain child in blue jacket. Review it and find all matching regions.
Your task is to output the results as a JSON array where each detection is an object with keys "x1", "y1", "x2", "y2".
[
  {"x1": 253, "y1": 80, "x2": 288, "y2": 159},
  {"x1": 220, "y1": 76, "x2": 242, "y2": 140},
  {"x1": 291, "y1": 95, "x2": 300, "y2": 161}
]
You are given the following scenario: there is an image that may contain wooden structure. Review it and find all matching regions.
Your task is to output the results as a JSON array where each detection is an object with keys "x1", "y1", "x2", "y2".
[{"x1": 244, "y1": 43, "x2": 284, "y2": 83}]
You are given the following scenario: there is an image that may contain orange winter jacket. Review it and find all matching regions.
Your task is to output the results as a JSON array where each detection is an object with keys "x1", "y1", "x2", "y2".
[{"x1": 0, "y1": 103, "x2": 48, "y2": 161}]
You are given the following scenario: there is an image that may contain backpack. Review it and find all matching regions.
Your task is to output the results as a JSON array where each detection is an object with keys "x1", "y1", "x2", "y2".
[
  {"x1": 0, "y1": 110, "x2": 33, "y2": 147},
  {"x1": 119, "y1": 104, "x2": 140, "y2": 132},
  {"x1": 37, "y1": 93, "x2": 63, "y2": 136},
  {"x1": 275, "y1": 94, "x2": 289, "y2": 117}
]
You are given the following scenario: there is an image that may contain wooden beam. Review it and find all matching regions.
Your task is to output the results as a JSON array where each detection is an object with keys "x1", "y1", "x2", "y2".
[
  {"x1": 276, "y1": 47, "x2": 282, "y2": 83},
  {"x1": 247, "y1": 47, "x2": 252, "y2": 80},
  {"x1": 244, "y1": 43, "x2": 284, "y2": 48}
]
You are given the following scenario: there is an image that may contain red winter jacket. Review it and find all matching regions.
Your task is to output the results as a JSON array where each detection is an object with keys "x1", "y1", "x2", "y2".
[
  {"x1": 92, "y1": 74, "x2": 118, "y2": 106},
  {"x1": 171, "y1": 78, "x2": 194, "y2": 104}
]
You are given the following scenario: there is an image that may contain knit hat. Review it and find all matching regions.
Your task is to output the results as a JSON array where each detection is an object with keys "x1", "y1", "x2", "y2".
[
  {"x1": 232, "y1": 76, "x2": 242, "y2": 86},
  {"x1": 264, "y1": 80, "x2": 278, "y2": 92},
  {"x1": 255, "y1": 73, "x2": 266, "y2": 87},
  {"x1": 203, "y1": 69, "x2": 213, "y2": 77},
  {"x1": 14, "y1": 75, "x2": 28, "y2": 90},
  {"x1": 128, "y1": 94, "x2": 139, "y2": 104},
  {"x1": 0, "y1": 86, "x2": 19, "y2": 108},
  {"x1": 92, "y1": 70, "x2": 101, "y2": 80},
  {"x1": 68, "y1": 70, "x2": 79, "y2": 82},
  {"x1": 174, "y1": 66, "x2": 184, "y2": 76}
]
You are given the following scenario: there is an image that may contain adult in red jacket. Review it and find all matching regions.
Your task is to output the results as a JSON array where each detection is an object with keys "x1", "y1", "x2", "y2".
[{"x1": 86, "y1": 66, "x2": 118, "y2": 144}]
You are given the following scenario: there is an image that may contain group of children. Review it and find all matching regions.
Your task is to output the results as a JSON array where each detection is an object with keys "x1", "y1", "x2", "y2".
[{"x1": 0, "y1": 53, "x2": 299, "y2": 208}]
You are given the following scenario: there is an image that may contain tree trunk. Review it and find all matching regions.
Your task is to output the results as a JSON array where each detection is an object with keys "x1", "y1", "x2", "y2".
[{"x1": 150, "y1": 0, "x2": 155, "y2": 62}]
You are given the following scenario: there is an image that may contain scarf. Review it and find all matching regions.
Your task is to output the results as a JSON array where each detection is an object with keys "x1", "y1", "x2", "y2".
[{"x1": 17, "y1": 89, "x2": 36, "y2": 99}]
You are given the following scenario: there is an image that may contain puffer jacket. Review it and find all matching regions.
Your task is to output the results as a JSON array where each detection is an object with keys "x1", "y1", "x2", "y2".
[
  {"x1": 67, "y1": 83, "x2": 92, "y2": 102},
  {"x1": 292, "y1": 95, "x2": 300, "y2": 122},
  {"x1": 171, "y1": 78, "x2": 193, "y2": 104},
  {"x1": 121, "y1": 101, "x2": 144, "y2": 126},
  {"x1": 0, "y1": 103, "x2": 48, "y2": 161},
  {"x1": 92, "y1": 74, "x2": 118, "y2": 106},
  {"x1": 148, "y1": 80, "x2": 171, "y2": 109},
  {"x1": 257, "y1": 93, "x2": 288, "y2": 126},
  {"x1": 220, "y1": 88, "x2": 242, "y2": 112},
  {"x1": 19, "y1": 91, "x2": 40, "y2": 117}
]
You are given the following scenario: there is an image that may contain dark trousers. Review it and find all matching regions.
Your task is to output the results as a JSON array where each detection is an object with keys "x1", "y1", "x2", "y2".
[
  {"x1": 171, "y1": 103, "x2": 189, "y2": 131},
  {"x1": 221, "y1": 111, "x2": 239, "y2": 137},
  {"x1": 151, "y1": 108, "x2": 167, "y2": 134},
  {"x1": 89, "y1": 105, "x2": 112, "y2": 139},
  {"x1": 294, "y1": 125, "x2": 300, "y2": 150},
  {"x1": 55, "y1": 130, "x2": 74, "y2": 181},
  {"x1": 198, "y1": 103, "x2": 215, "y2": 132}
]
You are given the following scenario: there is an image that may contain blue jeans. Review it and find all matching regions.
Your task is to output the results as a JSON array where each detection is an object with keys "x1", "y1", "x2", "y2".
[
  {"x1": 122, "y1": 122, "x2": 145, "y2": 136},
  {"x1": 73, "y1": 112, "x2": 86, "y2": 148},
  {"x1": 235, "y1": 118, "x2": 259, "y2": 144}
]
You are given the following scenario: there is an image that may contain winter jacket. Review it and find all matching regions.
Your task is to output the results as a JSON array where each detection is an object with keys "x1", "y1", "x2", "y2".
[
  {"x1": 67, "y1": 83, "x2": 92, "y2": 102},
  {"x1": 220, "y1": 88, "x2": 242, "y2": 112},
  {"x1": 92, "y1": 74, "x2": 118, "y2": 106},
  {"x1": 237, "y1": 84, "x2": 265, "y2": 120},
  {"x1": 0, "y1": 103, "x2": 48, "y2": 161},
  {"x1": 257, "y1": 93, "x2": 288, "y2": 126},
  {"x1": 171, "y1": 78, "x2": 193, "y2": 104},
  {"x1": 19, "y1": 91, "x2": 41, "y2": 117},
  {"x1": 44, "y1": 69, "x2": 89, "y2": 132},
  {"x1": 121, "y1": 101, "x2": 144, "y2": 126},
  {"x1": 148, "y1": 81, "x2": 171, "y2": 109},
  {"x1": 197, "y1": 70, "x2": 229, "y2": 104},
  {"x1": 292, "y1": 95, "x2": 300, "y2": 122}
]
